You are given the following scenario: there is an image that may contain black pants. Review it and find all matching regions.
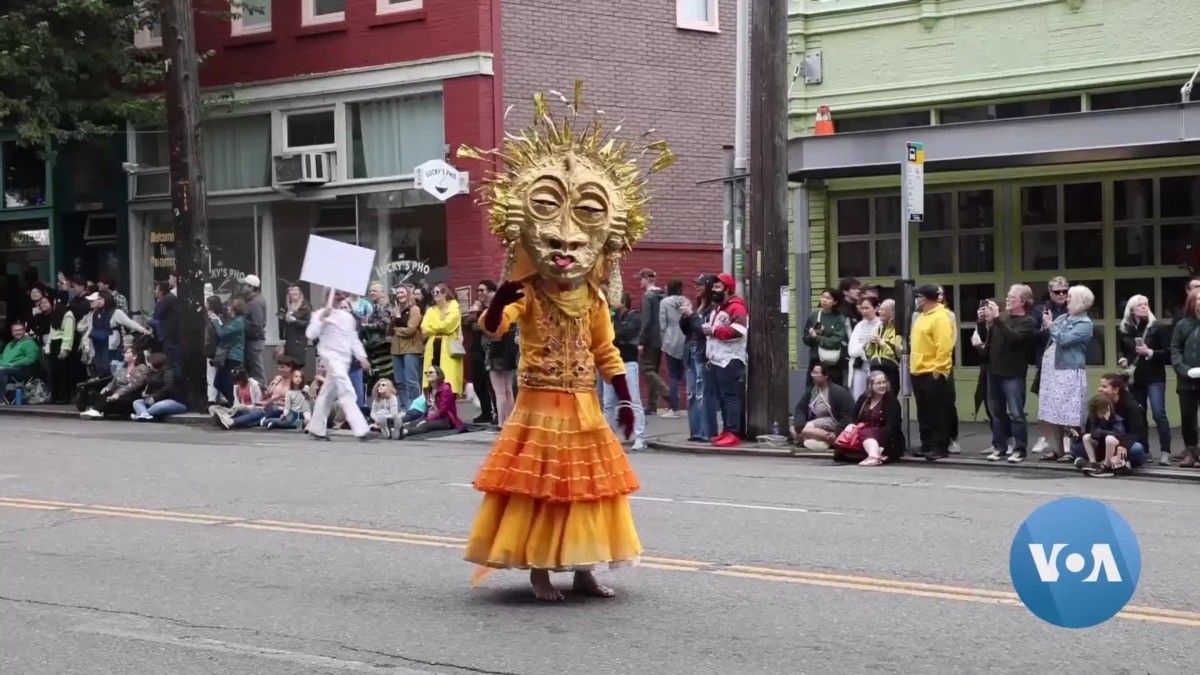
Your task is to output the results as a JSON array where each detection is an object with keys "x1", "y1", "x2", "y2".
[
  {"x1": 1180, "y1": 386, "x2": 1200, "y2": 449},
  {"x1": 400, "y1": 417, "x2": 455, "y2": 438},
  {"x1": 912, "y1": 373, "x2": 954, "y2": 453},
  {"x1": 48, "y1": 340, "x2": 70, "y2": 404},
  {"x1": 470, "y1": 351, "x2": 494, "y2": 422},
  {"x1": 641, "y1": 346, "x2": 667, "y2": 410}
]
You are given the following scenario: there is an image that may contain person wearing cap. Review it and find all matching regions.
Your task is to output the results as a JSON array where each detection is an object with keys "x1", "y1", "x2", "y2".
[
  {"x1": 241, "y1": 274, "x2": 267, "y2": 384},
  {"x1": 637, "y1": 268, "x2": 669, "y2": 415},
  {"x1": 910, "y1": 284, "x2": 957, "y2": 459},
  {"x1": 705, "y1": 272, "x2": 749, "y2": 447},
  {"x1": 82, "y1": 289, "x2": 151, "y2": 378},
  {"x1": 680, "y1": 274, "x2": 719, "y2": 442}
]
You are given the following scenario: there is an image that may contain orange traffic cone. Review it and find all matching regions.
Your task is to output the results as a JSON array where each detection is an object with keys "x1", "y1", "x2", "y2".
[{"x1": 814, "y1": 105, "x2": 834, "y2": 136}]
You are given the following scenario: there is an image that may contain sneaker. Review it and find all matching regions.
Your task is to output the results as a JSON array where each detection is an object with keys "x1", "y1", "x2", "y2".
[
  {"x1": 1007, "y1": 450, "x2": 1026, "y2": 464},
  {"x1": 1074, "y1": 457, "x2": 1089, "y2": 471},
  {"x1": 802, "y1": 439, "x2": 829, "y2": 451},
  {"x1": 986, "y1": 449, "x2": 1006, "y2": 462},
  {"x1": 80, "y1": 409, "x2": 102, "y2": 419},
  {"x1": 712, "y1": 431, "x2": 733, "y2": 445},
  {"x1": 631, "y1": 439, "x2": 646, "y2": 451},
  {"x1": 310, "y1": 433, "x2": 330, "y2": 441},
  {"x1": 1030, "y1": 437, "x2": 1049, "y2": 454},
  {"x1": 1160, "y1": 453, "x2": 1172, "y2": 466},
  {"x1": 949, "y1": 440, "x2": 961, "y2": 455},
  {"x1": 715, "y1": 434, "x2": 741, "y2": 448},
  {"x1": 1081, "y1": 461, "x2": 1103, "y2": 475},
  {"x1": 1090, "y1": 466, "x2": 1114, "y2": 478},
  {"x1": 214, "y1": 410, "x2": 233, "y2": 430},
  {"x1": 660, "y1": 410, "x2": 680, "y2": 419}
]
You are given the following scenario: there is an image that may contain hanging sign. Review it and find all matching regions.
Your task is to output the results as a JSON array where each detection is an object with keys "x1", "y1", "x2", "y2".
[
  {"x1": 904, "y1": 141, "x2": 925, "y2": 222},
  {"x1": 414, "y1": 159, "x2": 467, "y2": 202}
]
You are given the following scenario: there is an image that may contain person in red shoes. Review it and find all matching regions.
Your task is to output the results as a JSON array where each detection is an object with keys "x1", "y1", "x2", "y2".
[{"x1": 705, "y1": 273, "x2": 748, "y2": 447}]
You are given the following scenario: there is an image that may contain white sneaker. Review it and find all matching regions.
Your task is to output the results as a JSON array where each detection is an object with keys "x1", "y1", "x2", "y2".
[
  {"x1": 949, "y1": 440, "x2": 961, "y2": 454},
  {"x1": 660, "y1": 410, "x2": 680, "y2": 419},
  {"x1": 80, "y1": 409, "x2": 102, "y2": 419},
  {"x1": 1160, "y1": 453, "x2": 1172, "y2": 466},
  {"x1": 803, "y1": 439, "x2": 830, "y2": 451},
  {"x1": 1007, "y1": 451, "x2": 1026, "y2": 464},
  {"x1": 1030, "y1": 437, "x2": 1049, "y2": 454},
  {"x1": 986, "y1": 449, "x2": 1005, "y2": 461},
  {"x1": 631, "y1": 439, "x2": 646, "y2": 451}
]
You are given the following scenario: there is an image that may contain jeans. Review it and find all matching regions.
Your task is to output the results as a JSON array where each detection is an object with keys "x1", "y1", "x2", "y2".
[
  {"x1": 1131, "y1": 380, "x2": 1171, "y2": 456},
  {"x1": 92, "y1": 339, "x2": 112, "y2": 377},
  {"x1": 213, "y1": 359, "x2": 241, "y2": 405},
  {"x1": 664, "y1": 354, "x2": 687, "y2": 411},
  {"x1": 686, "y1": 345, "x2": 716, "y2": 440},
  {"x1": 269, "y1": 411, "x2": 302, "y2": 429},
  {"x1": 1071, "y1": 439, "x2": 1146, "y2": 469},
  {"x1": 350, "y1": 368, "x2": 366, "y2": 409},
  {"x1": 602, "y1": 361, "x2": 646, "y2": 441},
  {"x1": 133, "y1": 399, "x2": 188, "y2": 418},
  {"x1": 391, "y1": 354, "x2": 422, "y2": 409},
  {"x1": 712, "y1": 359, "x2": 745, "y2": 435},
  {"x1": 233, "y1": 407, "x2": 281, "y2": 428},
  {"x1": 987, "y1": 374, "x2": 1029, "y2": 452}
]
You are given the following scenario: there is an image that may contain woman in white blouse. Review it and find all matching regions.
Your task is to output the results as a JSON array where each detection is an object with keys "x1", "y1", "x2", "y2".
[{"x1": 846, "y1": 296, "x2": 882, "y2": 398}]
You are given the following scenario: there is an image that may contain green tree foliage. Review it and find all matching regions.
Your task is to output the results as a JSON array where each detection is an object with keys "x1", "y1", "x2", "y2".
[{"x1": 0, "y1": 0, "x2": 166, "y2": 147}]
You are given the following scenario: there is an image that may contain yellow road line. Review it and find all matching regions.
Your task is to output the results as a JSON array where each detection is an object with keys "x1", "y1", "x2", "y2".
[{"x1": 4, "y1": 496, "x2": 1200, "y2": 627}]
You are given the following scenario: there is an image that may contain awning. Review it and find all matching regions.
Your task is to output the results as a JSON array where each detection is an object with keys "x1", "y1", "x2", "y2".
[{"x1": 788, "y1": 102, "x2": 1200, "y2": 180}]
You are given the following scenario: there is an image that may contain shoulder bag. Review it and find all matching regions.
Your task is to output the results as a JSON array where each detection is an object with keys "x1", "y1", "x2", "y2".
[{"x1": 815, "y1": 310, "x2": 842, "y2": 365}]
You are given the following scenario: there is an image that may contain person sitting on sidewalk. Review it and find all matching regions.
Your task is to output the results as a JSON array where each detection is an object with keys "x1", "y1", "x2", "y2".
[
  {"x1": 1073, "y1": 374, "x2": 1146, "y2": 477},
  {"x1": 80, "y1": 347, "x2": 148, "y2": 419},
  {"x1": 834, "y1": 371, "x2": 904, "y2": 466},
  {"x1": 395, "y1": 365, "x2": 463, "y2": 440},
  {"x1": 793, "y1": 363, "x2": 856, "y2": 451},
  {"x1": 0, "y1": 320, "x2": 41, "y2": 402},
  {"x1": 211, "y1": 370, "x2": 263, "y2": 429},
  {"x1": 265, "y1": 370, "x2": 309, "y2": 430},
  {"x1": 369, "y1": 379, "x2": 400, "y2": 438},
  {"x1": 131, "y1": 353, "x2": 187, "y2": 421}
]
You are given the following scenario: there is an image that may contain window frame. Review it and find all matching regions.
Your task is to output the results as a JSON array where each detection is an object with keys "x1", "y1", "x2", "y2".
[
  {"x1": 134, "y1": 24, "x2": 162, "y2": 49},
  {"x1": 302, "y1": 0, "x2": 345, "y2": 27},
  {"x1": 676, "y1": 0, "x2": 720, "y2": 33},
  {"x1": 282, "y1": 108, "x2": 338, "y2": 153},
  {"x1": 231, "y1": 0, "x2": 272, "y2": 36},
  {"x1": 0, "y1": 139, "x2": 54, "y2": 212},
  {"x1": 377, "y1": 0, "x2": 423, "y2": 15},
  {"x1": 1017, "y1": 181, "x2": 1106, "y2": 274}
]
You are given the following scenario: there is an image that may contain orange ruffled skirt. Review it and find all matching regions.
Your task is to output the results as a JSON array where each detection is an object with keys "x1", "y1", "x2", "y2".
[{"x1": 464, "y1": 388, "x2": 642, "y2": 573}]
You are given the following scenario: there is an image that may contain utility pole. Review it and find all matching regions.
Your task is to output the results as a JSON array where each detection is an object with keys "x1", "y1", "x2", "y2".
[
  {"x1": 160, "y1": 0, "x2": 209, "y2": 409},
  {"x1": 745, "y1": 0, "x2": 790, "y2": 437}
]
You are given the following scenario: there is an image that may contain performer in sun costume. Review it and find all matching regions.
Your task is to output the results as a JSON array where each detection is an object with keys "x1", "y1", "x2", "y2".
[{"x1": 457, "y1": 82, "x2": 675, "y2": 601}]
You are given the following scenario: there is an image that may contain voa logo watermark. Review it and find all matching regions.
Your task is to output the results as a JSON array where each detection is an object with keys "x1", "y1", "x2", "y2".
[{"x1": 1009, "y1": 497, "x2": 1141, "y2": 629}]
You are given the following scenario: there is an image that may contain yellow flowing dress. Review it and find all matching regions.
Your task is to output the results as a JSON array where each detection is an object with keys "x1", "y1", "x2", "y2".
[{"x1": 464, "y1": 282, "x2": 642, "y2": 574}]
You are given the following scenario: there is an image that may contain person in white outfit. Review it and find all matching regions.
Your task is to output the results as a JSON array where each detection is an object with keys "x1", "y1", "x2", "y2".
[
  {"x1": 306, "y1": 290, "x2": 372, "y2": 442},
  {"x1": 846, "y1": 296, "x2": 882, "y2": 398}
]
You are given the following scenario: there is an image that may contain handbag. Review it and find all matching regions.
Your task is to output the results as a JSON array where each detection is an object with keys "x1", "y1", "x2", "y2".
[
  {"x1": 835, "y1": 423, "x2": 864, "y2": 450},
  {"x1": 814, "y1": 310, "x2": 841, "y2": 365},
  {"x1": 448, "y1": 328, "x2": 466, "y2": 359}
]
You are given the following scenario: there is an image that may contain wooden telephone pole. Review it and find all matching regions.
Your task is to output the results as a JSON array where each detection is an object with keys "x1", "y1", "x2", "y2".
[
  {"x1": 160, "y1": 0, "x2": 209, "y2": 409},
  {"x1": 745, "y1": 0, "x2": 790, "y2": 437}
]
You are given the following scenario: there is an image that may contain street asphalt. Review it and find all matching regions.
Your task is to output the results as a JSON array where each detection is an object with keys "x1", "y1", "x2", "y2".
[{"x1": 2, "y1": 417, "x2": 1199, "y2": 674}]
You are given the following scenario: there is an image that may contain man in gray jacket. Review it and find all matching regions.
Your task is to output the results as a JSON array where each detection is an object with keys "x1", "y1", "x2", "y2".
[
  {"x1": 658, "y1": 279, "x2": 690, "y2": 418},
  {"x1": 638, "y1": 268, "x2": 668, "y2": 415},
  {"x1": 241, "y1": 274, "x2": 268, "y2": 383}
]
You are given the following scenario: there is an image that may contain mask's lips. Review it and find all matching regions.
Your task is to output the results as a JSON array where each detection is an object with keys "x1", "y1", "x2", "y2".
[{"x1": 552, "y1": 254, "x2": 575, "y2": 269}]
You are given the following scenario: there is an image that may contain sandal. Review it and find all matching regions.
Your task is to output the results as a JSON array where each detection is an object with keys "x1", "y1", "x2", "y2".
[{"x1": 858, "y1": 456, "x2": 882, "y2": 466}]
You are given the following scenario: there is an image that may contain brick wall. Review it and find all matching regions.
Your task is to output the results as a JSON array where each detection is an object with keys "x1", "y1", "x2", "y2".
[
  {"x1": 196, "y1": 0, "x2": 492, "y2": 87},
  {"x1": 443, "y1": 75, "x2": 502, "y2": 291},
  {"x1": 500, "y1": 0, "x2": 735, "y2": 246}
]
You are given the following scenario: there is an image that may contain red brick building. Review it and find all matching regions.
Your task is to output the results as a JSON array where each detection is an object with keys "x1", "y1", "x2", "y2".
[{"x1": 123, "y1": 0, "x2": 731, "y2": 327}]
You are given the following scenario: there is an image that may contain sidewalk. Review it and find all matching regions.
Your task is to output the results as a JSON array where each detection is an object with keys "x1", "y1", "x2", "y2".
[{"x1": 647, "y1": 420, "x2": 1200, "y2": 482}]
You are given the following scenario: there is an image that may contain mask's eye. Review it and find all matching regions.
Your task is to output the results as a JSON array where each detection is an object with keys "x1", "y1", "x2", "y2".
[
  {"x1": 529, "y1": 191, "x2": 561, "y2": 218},
  {"x1": 573, "y1": 198, "x2": 607, "y2": 226}
]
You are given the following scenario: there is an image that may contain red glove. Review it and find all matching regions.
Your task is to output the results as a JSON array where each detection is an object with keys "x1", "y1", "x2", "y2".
[
  {"x1": 483, "y1": 281, "x2": 525, "y2": 333},
  {"x1": 611, "y1": 373, "x2": 635, "y2": 440}
]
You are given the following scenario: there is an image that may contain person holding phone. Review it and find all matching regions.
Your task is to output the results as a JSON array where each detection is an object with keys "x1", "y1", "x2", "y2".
[
  {"x1": 1119, "y1": 294, "x2": 1172, "y2": 465},
  {"x1": 976, "y1": 286, "x2": 1036, "y2": 463}
]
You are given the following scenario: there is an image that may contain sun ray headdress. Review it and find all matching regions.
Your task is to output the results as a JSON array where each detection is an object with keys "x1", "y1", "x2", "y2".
[{"x1": 456, "y1": 81, "x2": 676, "y2": 306}]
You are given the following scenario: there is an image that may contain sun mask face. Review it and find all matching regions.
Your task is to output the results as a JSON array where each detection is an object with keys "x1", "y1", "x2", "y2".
[{"x1": 512, "y1": 153, "x2": 625, "y2": 283}]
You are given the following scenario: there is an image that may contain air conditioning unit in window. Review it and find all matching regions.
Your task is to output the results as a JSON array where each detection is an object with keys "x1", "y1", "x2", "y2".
[{"x1": 274, "y1": 152, "x2": 331, "y2": 186}]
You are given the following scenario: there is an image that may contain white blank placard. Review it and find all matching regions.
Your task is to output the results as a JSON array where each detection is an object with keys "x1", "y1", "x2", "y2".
[{"x1": 299, "y1": 235, "x2": 376, "y2": 295}]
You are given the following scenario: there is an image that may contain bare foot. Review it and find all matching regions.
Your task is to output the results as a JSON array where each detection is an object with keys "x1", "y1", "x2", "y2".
[
  {"x1": 530, "y1": 569, "x2": 563, "y2": 602},
  {"x1": 572, "y1": 571, "x2": 616, "y2": 598}
]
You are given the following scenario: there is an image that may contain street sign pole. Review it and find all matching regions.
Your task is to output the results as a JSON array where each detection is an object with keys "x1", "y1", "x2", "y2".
[{"x1": 899, "y1": 142, "x2": 924, "y2": 451}]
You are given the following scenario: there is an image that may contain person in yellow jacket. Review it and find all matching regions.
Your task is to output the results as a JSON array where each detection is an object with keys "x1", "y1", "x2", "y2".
[
  {"x1": 910, "y1": 284, "x2": 957, "y2": 460},
  {"x1": 420, "y1": 282, "x2": 465, "y2": 394}
]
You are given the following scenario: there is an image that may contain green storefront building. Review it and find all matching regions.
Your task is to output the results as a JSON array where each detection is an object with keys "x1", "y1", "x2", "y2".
[{"x1": 785, "y1": 0, "x2": 1200, "y2": 428}]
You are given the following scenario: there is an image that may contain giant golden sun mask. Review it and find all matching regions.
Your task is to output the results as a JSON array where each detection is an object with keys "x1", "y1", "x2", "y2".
[{"x1": 458, "y1": 82, "x2": 675, "y2": 300}]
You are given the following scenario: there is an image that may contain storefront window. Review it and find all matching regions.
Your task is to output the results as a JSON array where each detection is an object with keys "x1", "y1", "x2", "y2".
[
  {"x1": 2, "y1": 142, "x2": 48, "y2": 209},
  {"x1": 0, "y1": 220, "x2": 51, "y2": 313}
]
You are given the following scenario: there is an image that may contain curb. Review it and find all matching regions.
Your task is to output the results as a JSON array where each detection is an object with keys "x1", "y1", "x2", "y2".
[
  {"x1": 646, "y1": 439, "x2": 1200, "y2": 483},
  {"x1": 0, "y1": 406, "x2": 214, "y2": 428}
]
